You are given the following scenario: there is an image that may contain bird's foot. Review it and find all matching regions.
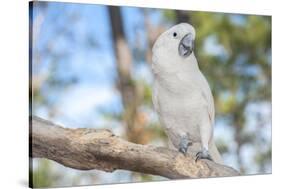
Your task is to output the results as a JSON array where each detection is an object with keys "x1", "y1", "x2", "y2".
[
  {"x1": 179, "y1": 136, "x2": 192, "y2": 155},
  {"x1": 195, "y1": 148, "x2": 213, "y2": 162}
]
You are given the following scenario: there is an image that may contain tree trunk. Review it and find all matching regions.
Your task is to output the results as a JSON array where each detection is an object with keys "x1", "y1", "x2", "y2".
[
  {"x1": 108, "y1": 6, "x2": 148, "y2": 144},
  {"x1": 175, "y1": 10, "x2": 191, "y2": 24}
]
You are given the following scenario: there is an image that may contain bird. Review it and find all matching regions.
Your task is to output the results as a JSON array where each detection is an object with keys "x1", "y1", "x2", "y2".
[{"x1": 151, "y1": 23, "x2": 223, "y2": 164}]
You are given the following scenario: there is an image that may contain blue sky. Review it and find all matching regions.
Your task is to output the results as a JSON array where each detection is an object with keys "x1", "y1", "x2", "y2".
[{"x1": 32, "y1": 2, "x2": 168, "y2": 129}]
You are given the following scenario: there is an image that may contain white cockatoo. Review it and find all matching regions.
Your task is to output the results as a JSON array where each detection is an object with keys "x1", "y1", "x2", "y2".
[{"x1": 151, "y1": 23, "x2": 223, "y2": 164}]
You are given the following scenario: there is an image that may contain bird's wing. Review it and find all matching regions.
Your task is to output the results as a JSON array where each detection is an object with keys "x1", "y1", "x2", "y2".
[
  {"x1": 200, "y1": 80, "x2": 215, "y2": 125},
  {"x1": 177, "y1": 71, "x2": 215, "y2": 125}
]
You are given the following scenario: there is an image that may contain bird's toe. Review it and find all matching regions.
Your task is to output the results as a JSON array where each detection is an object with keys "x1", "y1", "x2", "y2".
[
  {"x1": 179, "y1": 146, "x2": 188, "y2": 155},
  {"x1": 195, "y1": 150, "x2": 213, "y2": 162}
]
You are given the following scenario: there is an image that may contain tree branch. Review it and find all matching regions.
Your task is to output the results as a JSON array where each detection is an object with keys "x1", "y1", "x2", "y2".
[{"x1": 30, "y1": 116, "x2": 239, "y2": 179}]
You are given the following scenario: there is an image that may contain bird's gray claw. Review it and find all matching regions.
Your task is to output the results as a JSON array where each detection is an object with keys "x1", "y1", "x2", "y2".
[
  {"x1": 179, "y1": 136, "x2": 191, "y2": 155},
  {"x1": 179, "y1": 145, "x2": 187, "y2": 154},
  {"x1": 195, "y1": 150, "x2": 213, "y2": 162}
]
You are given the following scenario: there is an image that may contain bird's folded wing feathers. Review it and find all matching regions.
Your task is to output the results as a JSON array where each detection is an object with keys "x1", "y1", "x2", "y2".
[
  {"x1": 176, "y1": 71, "x2": 215, "y2": 125},
  {"x1": 152, "y1": 72, "x2": 215, "y2": 125},
  {"x1": 201, "y1": 88, "x2": 215, "y2": 125}
]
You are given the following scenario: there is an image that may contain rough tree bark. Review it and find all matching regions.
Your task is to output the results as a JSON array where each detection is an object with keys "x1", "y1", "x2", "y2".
[{"x1": 30, "y1": 116, "x2": 239, "y2": 179}]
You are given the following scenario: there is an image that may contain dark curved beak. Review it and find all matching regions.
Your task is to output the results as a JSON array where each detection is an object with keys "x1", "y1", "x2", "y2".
[{"x1": 178, "y1": 33, "x2": 194, "y2": 57}]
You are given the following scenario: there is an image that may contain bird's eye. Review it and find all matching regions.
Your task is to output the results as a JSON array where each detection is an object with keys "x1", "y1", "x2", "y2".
[{"x1": 173, "y1": 32, "x2": 177, "y2": 37}]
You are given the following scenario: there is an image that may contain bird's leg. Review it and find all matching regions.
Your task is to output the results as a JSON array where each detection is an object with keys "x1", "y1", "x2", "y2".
[
  {"x1": 179, "y1": 135, "x2": 192, "y2": 155},
  {"x1": 196, "y1": 135, "x2": 213, "y2": 162},
  {"x1": 196, "y1": 138, "x2": 214, "y2": 162},
  {"x1": 196, "y1": 110, "x2": 214, "y2": 162}
]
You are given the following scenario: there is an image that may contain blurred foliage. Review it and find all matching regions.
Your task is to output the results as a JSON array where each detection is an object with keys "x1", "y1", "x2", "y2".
[{"x1": 32, "y1": 159, "x2": 61, "y2": 188}]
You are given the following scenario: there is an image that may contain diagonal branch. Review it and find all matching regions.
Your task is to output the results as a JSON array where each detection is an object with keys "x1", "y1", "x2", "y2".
[{"x1": 30, "y1": 116, "x2": 239, "y2": 179}]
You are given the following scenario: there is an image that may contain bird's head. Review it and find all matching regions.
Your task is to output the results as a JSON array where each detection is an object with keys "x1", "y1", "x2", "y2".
[{"x1": 152, "y1": 23, "x2": 197, "y2": 74}]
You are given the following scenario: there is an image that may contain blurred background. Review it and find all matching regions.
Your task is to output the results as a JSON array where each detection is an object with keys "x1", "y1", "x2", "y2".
[{"x1": 30, "y1": 1, "x2": 272, "y2": 187}]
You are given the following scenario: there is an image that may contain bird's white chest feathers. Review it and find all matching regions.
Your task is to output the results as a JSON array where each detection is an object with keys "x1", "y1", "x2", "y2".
[{"x1": 153, "y1": 69, "x2": 211, "y2": 142}]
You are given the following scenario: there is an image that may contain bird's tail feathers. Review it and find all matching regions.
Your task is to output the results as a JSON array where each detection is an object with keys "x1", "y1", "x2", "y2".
[{"x1": 209, "y1": 140, "x2": 224, "y2": 165}]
